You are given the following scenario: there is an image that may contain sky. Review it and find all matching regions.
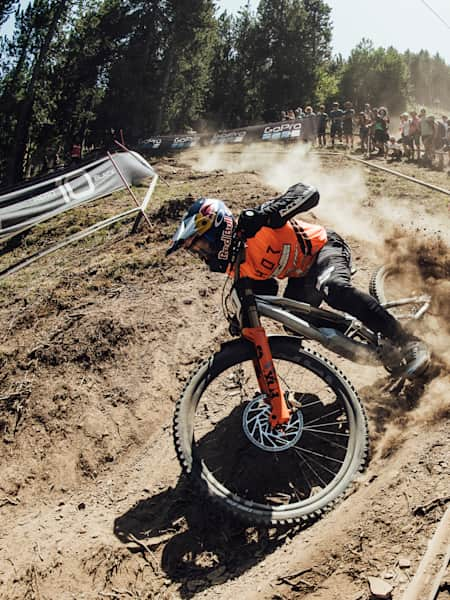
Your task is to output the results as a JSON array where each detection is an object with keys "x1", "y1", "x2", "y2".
[
  {"x1": 216, "y1": 0, "x2": 450, "y2": 64},
  {"x1": 2, "y1": 0, "x2": 450, "y2": 64}
]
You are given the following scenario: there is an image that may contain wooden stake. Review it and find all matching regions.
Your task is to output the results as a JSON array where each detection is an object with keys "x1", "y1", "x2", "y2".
[{"x1": 401, "y1": 506, "x2": 450, "y2": 600}]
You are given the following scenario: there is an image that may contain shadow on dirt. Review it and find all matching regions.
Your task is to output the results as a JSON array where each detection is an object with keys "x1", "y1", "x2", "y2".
[
  {"x1": 113, "y1": 386, "x2": 359, "y2": 596},
  {"x1": 114, "y1": 477, "x2": 303, "y2": 598}
]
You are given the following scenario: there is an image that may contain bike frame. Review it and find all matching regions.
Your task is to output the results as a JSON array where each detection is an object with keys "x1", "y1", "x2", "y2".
[{"x1": 255, "y1": 295, "x2": 380, "y2": 364}]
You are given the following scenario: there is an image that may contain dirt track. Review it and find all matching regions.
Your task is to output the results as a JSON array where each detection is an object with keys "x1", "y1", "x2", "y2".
[{"x1": 0, "y1": 146, "x2": 449, "y2": 599}]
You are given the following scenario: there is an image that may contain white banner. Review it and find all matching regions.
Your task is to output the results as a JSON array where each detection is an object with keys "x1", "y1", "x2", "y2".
[{"x1": 0, "y1": 151, "x2": 155, "y2": 241}]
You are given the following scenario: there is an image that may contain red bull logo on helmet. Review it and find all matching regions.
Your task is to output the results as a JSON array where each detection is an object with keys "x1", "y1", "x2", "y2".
[{"x1": 218, "y1": 214, "x2": 233, "y2": 260}]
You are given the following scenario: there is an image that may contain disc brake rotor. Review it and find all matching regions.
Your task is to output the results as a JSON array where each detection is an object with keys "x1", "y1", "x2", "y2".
[{"x1": 242, "y1": 395, "x2": 303, "y2": 452}]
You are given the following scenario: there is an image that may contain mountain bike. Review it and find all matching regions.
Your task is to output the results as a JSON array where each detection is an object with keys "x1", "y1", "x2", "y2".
[{"x1": 173, "y1": 227, "x2": 431, "y2": 526}]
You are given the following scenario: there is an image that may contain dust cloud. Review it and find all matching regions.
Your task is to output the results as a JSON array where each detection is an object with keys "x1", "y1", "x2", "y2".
[
  {"x1": 410, "y1": 374, "x2": 450, "y2": 425},
  {"x1": 191, "y1": 143, "x2": 450, "y2": 247},
  {"x1": 192, "y1": 143, "x2": 373, "y2": 241}
]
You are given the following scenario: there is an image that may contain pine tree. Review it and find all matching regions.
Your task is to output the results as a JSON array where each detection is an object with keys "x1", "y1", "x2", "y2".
[
  {"x1": 95, "y1": 0, "x2": 216, "y2": 139},
  {"x1": 153, "y1": 0, "x2": 217, "y2": 133},
  {"x1": 207, "y1": 11, "x2": 237, "y2": 128},
  {"x1": 5, "y1": 0, "x2": 70, "y2": 184},
  {"x1": 339, "y1": 40, "x2": 408, "y2": 112},
  {"x1": 0, "y1": 0, "x2": 18, "y2": 26},
  {"x1": 255, "y1": 0, "x2": 332, "y2": 116}
]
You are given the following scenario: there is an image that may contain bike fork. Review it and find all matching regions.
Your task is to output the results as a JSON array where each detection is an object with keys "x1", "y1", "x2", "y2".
[{"x1": 242, "y1": 326, "x2": 291, "y2": 427}]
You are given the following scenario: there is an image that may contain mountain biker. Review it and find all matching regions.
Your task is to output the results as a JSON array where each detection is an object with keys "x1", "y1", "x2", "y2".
[{"x1": 166, "y1": 182, "x2": 430, "y2": 378}]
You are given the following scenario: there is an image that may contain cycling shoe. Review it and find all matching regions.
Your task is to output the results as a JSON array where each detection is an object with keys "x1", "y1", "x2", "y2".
[{"x1": 396, "y1": 340, "x2": 431, "y2": 378}]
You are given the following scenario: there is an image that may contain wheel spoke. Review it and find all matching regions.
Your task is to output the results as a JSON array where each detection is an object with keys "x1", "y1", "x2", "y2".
[
  {"x1": 294, "y1": 448, "x2": 341, "y2": 479},
  {"x1": 303, "y1": 426, "x2": 350, "y2": 438},
  {"x1": 304, "y1": 420, "x2": 348, "y2": 429},
  {"x1": 304, "y1": 408, "x2": 343, "y2": 426},
  {"x1": 295, "y1": 398, "x2": 326, "y2": 409},
  {"x1": 294, "y1": 453, "x2": 314, "y2": 491},
  {"x1": 302, "y1": 430, "x2": 349, "y2": 450},
  {"x1": 293, "y1": 448, "x2": 328, "y2": 486},
  {"x1": 293, "y1": 445, "x2": 345, "y2": 465}
]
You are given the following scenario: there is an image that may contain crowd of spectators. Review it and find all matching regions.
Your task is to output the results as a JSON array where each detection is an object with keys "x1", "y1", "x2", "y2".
[{"x1": 280, "y1": 102, "x2": 450, "y2": 172}]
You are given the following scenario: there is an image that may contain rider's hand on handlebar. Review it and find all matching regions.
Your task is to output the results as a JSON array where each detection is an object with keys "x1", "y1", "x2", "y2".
[{"x1": 237, "y1": 209, "x2": 268, "y2": 239}]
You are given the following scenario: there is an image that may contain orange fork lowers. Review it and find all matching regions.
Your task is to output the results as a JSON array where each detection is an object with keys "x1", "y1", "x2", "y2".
[{"x1": 242, "y1": 327, "x2": 291, "y2": 427}]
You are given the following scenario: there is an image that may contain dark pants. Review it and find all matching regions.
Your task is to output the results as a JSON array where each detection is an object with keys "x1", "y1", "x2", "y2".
[{"x1": 251, "y1": 231, "x2": 405, "y2": 342}]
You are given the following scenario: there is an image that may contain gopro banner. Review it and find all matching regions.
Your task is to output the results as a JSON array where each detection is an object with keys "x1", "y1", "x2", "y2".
[
  {"x1": 207, "y1": 121, "x2": 303, "y2": 145},
  {"x1": 261, "y1": 120, "x2": 302, "y2": 141},
  {"x1": 139, "y1": 134, "x2": 199, "y2": 152},
  {"x1": 211, "y1": 130, "x2": 248, "y2": 144},
  {"x1": 137, "y1": 119, "x2": 303, "y2": 154},
  {"x1": 0, "y1": 151, "x2": 155, "y2": 241}
]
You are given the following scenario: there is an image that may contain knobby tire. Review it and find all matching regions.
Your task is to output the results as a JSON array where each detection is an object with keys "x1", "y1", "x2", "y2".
[
  {"x1": 369, "y1": 266, "x2": 390, "y2": 304},
  {"x1": 173, "y1": 336, "x2": 369, "y2": 525}
]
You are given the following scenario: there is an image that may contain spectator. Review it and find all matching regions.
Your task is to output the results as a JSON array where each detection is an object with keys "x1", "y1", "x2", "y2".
[
  {"x1": 329, "y1": 101, "x2": 343, "y2": 148},
  {"x1": 409, "y1": 110, "x2": 421, "y2": 161},
  {"x1": 378, "y1": 106, "x2": 390, "y2": 127},
  {"x1": 373, "y1": 109, "x2": 389, "y2": 157},
  {"x1": 399, "y1": 112, "x2": 413, "y2": 160},
  {"x1": 342, "y1": 101, "x2": 355, "y2": 149},
  {"x1": 295, "y1": 106, "x2": 304, "y2": 119},
  {"x1": 433, "y1": 115, "x2": 447, "y2": 170},
  {"x1": 386, "y1": 136, "x2": 403, "y2": 161},
  {"x1": 286, "y1": 109, "x2": 296, "y2": 120},
  {"x1": 316, "y1": 104, "x2": 328, "y2": 147},
  {"x1": 445, "y1": 119, "x2": 450, "y2": 174},
  {"x1": 370, "y1": 106, "x2": 379, "y2": 121},
  {"x1": 301, "y1": 106, "x2": 317, "y2": 144},
  {"x1": 357, "y1": 111, "x2": 370, "y2": 153},
  {"x1": 367, "y1": 106, "x2": 379, "y2": 154},
  {"x1": 420, "y1": 109, "x2": 435, "y2": 166},
  {"x1": 70, "y1": 142, "x2": 82, "y2": 163},
  {"x1": 443, "y1": 114, "x2": 449, "y2": 136},
  {"x1": 280, "y1": 110, "x2": 287, "y2": 121}
]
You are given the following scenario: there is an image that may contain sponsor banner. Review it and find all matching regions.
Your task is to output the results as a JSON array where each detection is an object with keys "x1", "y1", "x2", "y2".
[
  {"x1": 0, "y1": 151, "x2": 155, "y2": 241},
  {"x1": 213, "y1": 120, "x2": 302, "y2": 144},
  {"x1": 141, "y1": 137, "x2": 162, "y2": 149},
  {"x1": 139, "y1": 134, "x2": 199, "y2": 152},
  {"x1": 261, "y1": 121, "x2": 302, "y2": 141},
  {"x1": 211, "y1": 130, "x2": 248, "y2": 144},
  {"x1": 170, "y1": 135, "x2": 198, "y2": 149},
  {"x1": 137, "y1": 119, "x2": 303, "y2": 154}
]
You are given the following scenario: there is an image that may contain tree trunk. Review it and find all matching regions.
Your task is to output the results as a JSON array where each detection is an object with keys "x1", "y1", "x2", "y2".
[
  {"x1": 6, "y1": 0, "x2": 69, "y2": 185},
  {"x1": 154, "y1": 42, "x2": 175, "y2": 134}
]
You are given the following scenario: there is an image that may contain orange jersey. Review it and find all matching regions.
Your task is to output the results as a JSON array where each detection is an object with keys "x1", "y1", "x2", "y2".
[{"x1": 240, "y1": 219, "x2": 328, "y2": 280}]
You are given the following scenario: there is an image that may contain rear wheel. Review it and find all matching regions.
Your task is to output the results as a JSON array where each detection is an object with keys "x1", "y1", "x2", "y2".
[
  {"x1": 369, "y1": 266, "x2": 431, "y2": 320},
  {"x1": 173, "y1": 336, "x2": 369, "y2": 525}
]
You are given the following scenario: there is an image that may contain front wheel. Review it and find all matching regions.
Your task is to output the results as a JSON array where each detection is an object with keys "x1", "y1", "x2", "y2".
[{"x1": 173, "y1": 336, "x2": 369, "y2": 525}]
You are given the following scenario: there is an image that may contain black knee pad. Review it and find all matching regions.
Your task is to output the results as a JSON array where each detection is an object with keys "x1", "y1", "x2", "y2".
[{"x1": 284, "y1": 278, "x2": 323, "y2": 306}]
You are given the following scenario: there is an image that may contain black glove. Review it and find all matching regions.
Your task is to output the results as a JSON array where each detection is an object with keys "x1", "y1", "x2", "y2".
[
  {"x1": 260, "y1": 183, "x2": 319, "y2": 227},
  {"x1": 237, "y1": 208, "x2": 268, "y2": 238}
]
